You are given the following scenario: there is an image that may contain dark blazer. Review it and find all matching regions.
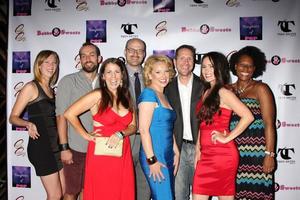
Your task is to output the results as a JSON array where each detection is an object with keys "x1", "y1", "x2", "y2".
[{"x1": 165, "y1": 74, "x2": 204, "y2": 151}]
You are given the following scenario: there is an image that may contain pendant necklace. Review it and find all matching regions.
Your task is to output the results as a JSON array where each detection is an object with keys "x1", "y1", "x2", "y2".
[{"x1": 236, "y1": 79, "x2": 252, "y2": 97}]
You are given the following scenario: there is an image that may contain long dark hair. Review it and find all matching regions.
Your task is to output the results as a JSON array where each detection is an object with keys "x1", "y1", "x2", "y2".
[
  {"x1": 198, "y1": 52, "x2": 230, "y2": 124},
  {"x1": 98, "y1": 58, "x2": 133, "y2": 113}
]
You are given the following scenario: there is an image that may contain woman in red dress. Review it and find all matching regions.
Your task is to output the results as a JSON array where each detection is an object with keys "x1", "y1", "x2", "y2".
[
  {"x1": 192, "y1": 52, "x2": 253, "y2": 200},
  {"x1": 64, "y1": 58, "x2": 136, "y2": 200}
]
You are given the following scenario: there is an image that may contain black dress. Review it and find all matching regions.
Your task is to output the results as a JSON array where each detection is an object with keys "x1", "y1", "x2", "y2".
[{"x1": 27, "y1": 80, "x2": 62, "y2": 176}]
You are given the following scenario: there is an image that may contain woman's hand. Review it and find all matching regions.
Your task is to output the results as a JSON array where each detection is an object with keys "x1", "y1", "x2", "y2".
[
  {"x1": 26, "y1": 122, "x2": 40, "y2": 140},
  {"x1": 173, "y1": 152, "x2": 180, "y2": 176},
  {"x1": 211, "y1": 130, "x2": 228, "y2": 144},
  {"x1": 106, "y1": 133, "x2": 122, "y2": 148},
  {"x1": 149, "y1": 161, "x2": 166, "y2": 182},
  {"x1": 263, "y1": 156, "x2": 275, "y2": 174},
  {"x1": 83, "y1": 130, "x2": 101, "y2": 141}
]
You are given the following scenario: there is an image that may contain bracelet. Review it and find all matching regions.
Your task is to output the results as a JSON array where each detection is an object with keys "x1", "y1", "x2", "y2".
[
  {"x1": 146, "y1": 155, "x2": 157, "y2": 165},
  {"x1": 265, "y1": 151, "x2": 276, "y2": 157},
  {"x1": 115, "y1": 131, "x2": 124, "y2": 139},
  {"x1": 59, "y1": 143, "x2": 70, "y2": 151}
]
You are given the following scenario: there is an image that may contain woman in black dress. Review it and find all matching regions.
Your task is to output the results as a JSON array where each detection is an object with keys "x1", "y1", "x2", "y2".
[{"x1": 10, "y1": 50, "x2": 64, "y2": 200}]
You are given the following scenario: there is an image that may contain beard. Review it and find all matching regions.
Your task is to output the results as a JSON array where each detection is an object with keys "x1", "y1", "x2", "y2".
[{"x1": 82, "y1": 62, "x2": 99, "y2": 73}]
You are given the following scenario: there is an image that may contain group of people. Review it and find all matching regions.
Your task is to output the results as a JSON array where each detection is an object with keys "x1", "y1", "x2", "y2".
[{"x1": 9, "y1": 38, "x2": 276, "y2": 200}]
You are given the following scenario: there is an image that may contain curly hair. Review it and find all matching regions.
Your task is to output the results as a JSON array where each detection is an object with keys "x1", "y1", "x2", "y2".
[
  {"x1": 198, "y1": 52, "x2": 230, "y2": 124},
  {"x1": 143, "y1": 55, "x2": 175, "y2": 87},
  {"x1": 229, "y1": 46, "x2": 266, "y2": 78}
]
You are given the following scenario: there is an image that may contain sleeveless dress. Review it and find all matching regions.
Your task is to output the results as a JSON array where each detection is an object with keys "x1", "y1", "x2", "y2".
[
  {"x1": 83, "y1": 107, "x2": 135, "y2": 200},
  {"x1": 138, "y1": 88, "x2": 176, "y2": 200},
  {"x1": 193, "y1": 101, "x2": 239, "y2": 196},
  {"x1": 27, "y1": 80, "x2": 62, "y2": 176},
  {"x1": 230, "y1": 98, "x2": 274, "y2": 200}
]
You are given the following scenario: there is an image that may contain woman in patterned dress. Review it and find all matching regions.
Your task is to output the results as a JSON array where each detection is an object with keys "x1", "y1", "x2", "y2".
[{"x1": 228, "y1": 46, "x2": 276, "y2": 200}]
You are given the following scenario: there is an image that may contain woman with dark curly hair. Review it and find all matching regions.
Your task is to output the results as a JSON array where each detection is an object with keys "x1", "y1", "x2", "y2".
[
  {"x1": 192, "y1": 52, "x2": 253, "y2": 200},
  {"x1": 228, "y1": 46, "x2": 276, "y2": 200}
]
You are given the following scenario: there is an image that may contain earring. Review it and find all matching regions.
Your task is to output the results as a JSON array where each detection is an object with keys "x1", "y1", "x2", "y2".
[
  {"x1": 103, "y1": 81, "x2": 106, "y2": 87},
  {"x1": 120, "y1": 80, "x2": 123, "y2": 87}
]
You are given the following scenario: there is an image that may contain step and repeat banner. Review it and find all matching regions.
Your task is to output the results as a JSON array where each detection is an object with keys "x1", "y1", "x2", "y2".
[{"x1": 6, "y1": 0, "x2": 300, "y2": 199}]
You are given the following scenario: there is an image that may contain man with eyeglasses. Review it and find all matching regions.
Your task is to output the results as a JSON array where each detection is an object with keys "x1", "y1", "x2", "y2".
[
  {"x1": 124, "y1": 38, "x2": 151, "y2": 200},
  {"x1": 165, "y1": 44, "x2": 204, "y2": 200}
]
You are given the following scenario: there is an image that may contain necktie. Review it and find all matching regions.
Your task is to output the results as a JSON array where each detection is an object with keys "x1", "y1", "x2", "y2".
[{"x1": 134, "y1": 72, "x2": 141, "y2": 104}]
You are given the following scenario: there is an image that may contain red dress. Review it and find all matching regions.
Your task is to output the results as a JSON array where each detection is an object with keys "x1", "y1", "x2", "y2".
[
  {"x1": 193, "y1": 103, "x2": 239, "y2": 196},
  {"x1": 83, "y1": 107, "x2": 135, "y2": 200}
]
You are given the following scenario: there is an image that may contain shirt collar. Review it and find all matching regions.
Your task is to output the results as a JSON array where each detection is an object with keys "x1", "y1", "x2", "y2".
[
  {"x1": 126, "y1": 64, "x2": 143, "y2": 77},
  {"x1": 177, "y1": 75, "x2": 193, "y2": 88}
]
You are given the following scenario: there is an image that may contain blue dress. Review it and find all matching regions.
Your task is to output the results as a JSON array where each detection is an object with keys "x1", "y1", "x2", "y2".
[{"x1": 138, "y1": 88, "x2": 176, "y2": 200}]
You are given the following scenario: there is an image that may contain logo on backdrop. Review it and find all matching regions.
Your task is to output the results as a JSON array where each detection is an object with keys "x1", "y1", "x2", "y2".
[
  {"x1": 153, "y1": 49, "x2": 175, "y2": 59},
  {"x1": 195, "y1": 53, "x2": 204, "y2": 65},
  {"x1": 74, "y1": 54, "x2": 82, "y2": 70},
  {"x1": 44, "y1": 0, "x2": 62, "y2": 11},
  {"x1": 182, "y1": 24, "x2": 231, "y2": 34},
  {"x1": 278, "y1": 20, "x2": 295, "y2": 32},
  {"x1": 15, "y1": 24, "x2": 26, "y2": 42},
  {"x1": 190, "y1": 0, "x2": 208, "y2": 8},
  {"x1": 200, "y1": 24, "x2": 209, "y2": 34},
  {"x1": 155, "y1": 21, "x2": 167, "y2": 37},
  {"x1": 277, "y1": 83, "x2": 296, "y2": 100},
  {"x1": 15, "y1": 196, "x2": 25, "y2": 200},
  {"x1": 226, "y1": 50, "x2": 238, "y2": 60},
  {"x1": 121, "y1": 23, "x2": 138, "y2": 38},
  {"x1": 13, "y1": 81, "x2": 25, "y2": 98},
  {"x1": 86, "y1": 20, "x2": 107, "y2": 43},
  {"x1": 12, "y1": 166, "x2": 31, "y2": 188},
  {"x1": 276, "y1": 119, "x2": 300, "y2": 129},
  {"x1": 277, "y1": 20, "x2": 296, "y2": 37},
  {"x1": 268, "y1": 55, "x2": 300, "y2": 65},
  {"x1": 100, "y1": 0, "x2": 147, "y2": 6},
  {"x1": 76, "y1": 0, "x2": 88, "y2": 11},
  {"x1": 277, "y1": 147, "x2": 296, "y2": 164},
  {"x1": 270, "y1": 55, "x2": 281, "y2": 65},
  {"x1": 275, "y1": 183, "x2": 300, "y2": 191},
  {"x1": 226, "y1": 0, "x2": 240, "y2": 7},
  {"x1": 12, "y1": 51, "x2": 30, "y2": 73},
  {"x1": 37, "y1": 27, "x2": 80, "y2": 37},
  {"x1": 240, "y1": 16, "x2": 262, "y2": 40},
  {"x1": 13, "y1": 0, "x2": 32, "y2": 16},
  {"x1": 154, "y1": 0, "x2": 175, "y2": 12},
  {"x1": 14, "y1": 139, "x2": 26, "y2": 157}
]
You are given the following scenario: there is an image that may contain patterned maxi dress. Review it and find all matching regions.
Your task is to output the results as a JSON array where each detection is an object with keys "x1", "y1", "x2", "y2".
[{"x1": 230, "y1": 98, "x2": 274, "y2": 200}]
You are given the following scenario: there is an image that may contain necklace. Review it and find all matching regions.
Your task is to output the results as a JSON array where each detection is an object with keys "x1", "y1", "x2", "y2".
[{"x1": 236, "y1": 80, "x2": 252, "y2": 96}]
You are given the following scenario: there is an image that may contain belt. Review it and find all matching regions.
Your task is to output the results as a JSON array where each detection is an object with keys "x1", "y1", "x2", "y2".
[
  {"x1": 182, "y1": 139, "x2": 193, "y2": 144},
  {"x1": 136, "y1": 132, "x2": 140, "y2": 135}
]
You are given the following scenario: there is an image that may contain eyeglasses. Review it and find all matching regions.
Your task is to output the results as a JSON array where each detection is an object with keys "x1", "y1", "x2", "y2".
[{"x1": 126, "y1": 48, "x2": 145, "y2": 55}]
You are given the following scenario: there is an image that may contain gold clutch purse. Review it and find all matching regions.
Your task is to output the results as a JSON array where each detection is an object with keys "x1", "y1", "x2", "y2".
[{"x1": 94, "y1": 137, "x2": 123, "y2": 157}]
